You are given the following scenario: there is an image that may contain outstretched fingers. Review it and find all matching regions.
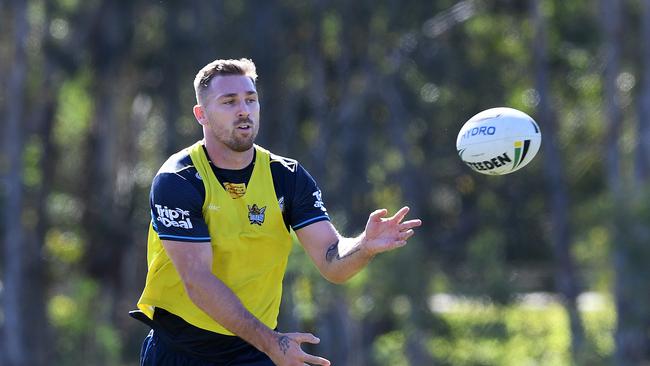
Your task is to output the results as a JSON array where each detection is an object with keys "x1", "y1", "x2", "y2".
[
  {"x1": 290, "y1": 332, "x2": 320, "y2": 345},
  {"x1": 365, "y1": 207, "x2": 422, "y2": 253},
  {"x1": 288, "y1": 333, "x2": 331, "y2": 366},
  {"x1": 369, "y1": 208, "x2": 388, "y2": 222},
  {"x1": 400, "y1": 218, "x2": 422, "y2": 231},
  {"x1": 392, "y1": 213, "x2": 420, "y2": 245},
  {"x1": 303, "y1": 354, "x2": 331, "y2": 366},
  {"x1": 389, "y1": 206, "x2": 411, "y2": 223},
  {"x1": 399, "y1": 229, "x2": 415, "y2": 240}
]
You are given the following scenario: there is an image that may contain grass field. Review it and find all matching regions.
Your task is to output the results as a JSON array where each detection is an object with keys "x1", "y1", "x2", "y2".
[{"x1": 373, "y1": 292, "x2": 614, "y2": 366}]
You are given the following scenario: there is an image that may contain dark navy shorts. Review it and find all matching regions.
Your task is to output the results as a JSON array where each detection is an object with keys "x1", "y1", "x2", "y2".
[{"x1": 139, "y1": 330, "x2": 275, "y2": 366}]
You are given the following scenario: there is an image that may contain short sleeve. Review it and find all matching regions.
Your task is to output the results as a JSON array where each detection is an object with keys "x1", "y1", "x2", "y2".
[
  {"x1": 150, "y1": 172, "x2": 211, "y2": 242},
  {"x1": 290, "y1": 165, "x2": 330, "y2": 230}
]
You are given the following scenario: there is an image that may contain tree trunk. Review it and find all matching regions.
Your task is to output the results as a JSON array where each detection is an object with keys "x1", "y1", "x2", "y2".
[
  {"x1": 162, "y1": 1, "x2": 181, "y2": 156},
  {"x1": 362, "y1": 59, "x2": 435, "y2": 365},
  {"x1": 79, "y1": 2, "x2": 134, "y2": 363},
  {"x1": 1, "y1": 0, "x2": 31, "y2": 365},
  {"x1": 0, "y1": 1, "x2": 6, "y2": 143},
  {"x1": 315, "y1": 290, "x2": 358, "y2": 366},
  {"x1": 29, "y1": 85, "x2": 56, "y2": 366},
  {"x1": 81, "y1": 0, "x2": 134, "y2": 294},
  {"x1": 633, "y1": 0, "x2": 650, "y2": 360},
  {"x1": 305, "y1": 0, "x2": 329, "y2": 188},
  {"x1": 637, "y1": 0, "x2": 650, "y2": 182},
  {"x1": 601, "y1": 0, "x2": 648, "y2": 364},
  {"x1": 333, "y1": 7, "x2": 370, "y2": 232},
  {"x1": 601, "y1": 0, "x2": 623, "y2": 198},
  {"x1": 531, "y1": 0, "x2": 586, "y2": 363},
  {"x1": 23, "y1": 3, "x2": 61, "y2": 363}
]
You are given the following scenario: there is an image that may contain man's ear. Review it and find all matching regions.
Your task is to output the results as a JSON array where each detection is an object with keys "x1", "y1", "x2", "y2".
[{"x1": 193, "y1": 105, "x2": 207, "y2": 126}]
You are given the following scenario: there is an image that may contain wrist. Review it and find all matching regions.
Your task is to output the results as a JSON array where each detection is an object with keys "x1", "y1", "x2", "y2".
[
  {"x1": 357, "y1": 232, "x2": 375, "y2": 258},
  {"x1": 258, "y1": 328, "x2": 280, "y2": 355}
]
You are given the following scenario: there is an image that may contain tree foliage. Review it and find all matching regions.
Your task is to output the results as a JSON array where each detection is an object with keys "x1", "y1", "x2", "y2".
[{"x1": 1, "y1": 0, "x2": 649, "y2": 365}]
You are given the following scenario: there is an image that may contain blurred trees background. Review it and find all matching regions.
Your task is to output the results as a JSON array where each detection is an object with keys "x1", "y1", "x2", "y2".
[{"x1": 1, "y1": 0, "x2": 649, "y2": 365}]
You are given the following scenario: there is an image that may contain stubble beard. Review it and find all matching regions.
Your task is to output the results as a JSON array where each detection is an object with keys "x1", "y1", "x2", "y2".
[
  {"x1": 226, "y1": 133, "x2": 256, "y2": 152},
  {"x1": 208, "y1": 117, "x2": 258, "y2": 152},
  {"x1": 220, "y1": 123, "x2": 257, "y2": 152}
]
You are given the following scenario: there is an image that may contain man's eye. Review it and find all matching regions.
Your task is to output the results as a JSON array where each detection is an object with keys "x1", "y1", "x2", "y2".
[
  {"x1": 246, "y1": 99, "x2": 257, "y2": 104},
  {"x1": 223, "y1": 100, "x2": 234, "y2": 105}
]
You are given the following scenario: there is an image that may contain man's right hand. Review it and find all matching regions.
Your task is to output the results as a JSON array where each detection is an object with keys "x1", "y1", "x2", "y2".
[{"x1": 267, "y1": 331, "x2": 331, "y2": 366}]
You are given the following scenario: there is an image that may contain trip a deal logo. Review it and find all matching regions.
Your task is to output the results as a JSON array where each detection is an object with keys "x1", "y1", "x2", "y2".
[{"x1": 154, "y1": 204, "x2": 193, "y2": 229}]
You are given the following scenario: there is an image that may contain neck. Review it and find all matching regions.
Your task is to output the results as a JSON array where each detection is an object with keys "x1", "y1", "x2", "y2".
[{"x1": 203, "y1": 138, "x2": 254, "y2": 170}]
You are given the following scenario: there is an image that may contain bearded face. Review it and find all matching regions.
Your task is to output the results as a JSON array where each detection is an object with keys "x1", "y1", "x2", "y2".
[{"x1": 198, "y1": 75, "x2": 260, "y2": 153}]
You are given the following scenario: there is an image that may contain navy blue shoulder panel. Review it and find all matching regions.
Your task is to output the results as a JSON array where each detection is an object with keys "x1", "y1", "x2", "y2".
[
  {"x1": 150, "y1": 149, "x2": 210, "y2": 242},
  {"x1": 269, "y1": 153, "x2": 330, "y2": 230}
]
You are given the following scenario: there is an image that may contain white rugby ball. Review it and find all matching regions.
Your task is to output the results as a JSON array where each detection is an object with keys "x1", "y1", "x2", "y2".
[{"x1": 456, "y1": 107, "x2": 541, "y2": 175}]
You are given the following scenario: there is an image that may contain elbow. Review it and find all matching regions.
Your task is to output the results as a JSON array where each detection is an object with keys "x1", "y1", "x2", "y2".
[
  {"x1": 179, "y1": 270, "x2": 209, "y2": 302},
  {"x1": 321, "y1": 271, "x2": 350, "y2": 285},
  {"x1": 181, "y1": 280, "x2": 200, "y2": 304},
  {"x1": 327, "y1": 277, "x2": 348, "y2": 285},
  {"x1": 184, "y1": 281, "x2": 201, "y2": 302}
]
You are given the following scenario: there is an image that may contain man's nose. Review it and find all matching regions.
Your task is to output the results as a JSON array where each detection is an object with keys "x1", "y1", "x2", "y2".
[{"x1": 236, "y1": 101, "x2": 250, "y2": 118}]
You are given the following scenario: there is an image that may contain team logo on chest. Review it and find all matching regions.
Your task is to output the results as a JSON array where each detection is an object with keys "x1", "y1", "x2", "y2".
[{"x1": 247, "y1": 204, "x2": 266, "y2": 225}]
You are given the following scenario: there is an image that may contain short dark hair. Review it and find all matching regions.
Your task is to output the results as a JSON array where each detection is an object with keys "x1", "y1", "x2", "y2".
[{"x1": 193, "y1": 58, "x2": 258, "y2": 103}]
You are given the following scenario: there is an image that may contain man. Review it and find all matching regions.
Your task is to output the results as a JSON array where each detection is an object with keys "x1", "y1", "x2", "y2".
[{"x1": 132, "y1": 58, "x2": 422, "y2": 366}]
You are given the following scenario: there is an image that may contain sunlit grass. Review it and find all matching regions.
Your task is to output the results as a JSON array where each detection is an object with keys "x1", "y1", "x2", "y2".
[{"x1": 371, "y1": 293, "x2": 614, "y2": 366}]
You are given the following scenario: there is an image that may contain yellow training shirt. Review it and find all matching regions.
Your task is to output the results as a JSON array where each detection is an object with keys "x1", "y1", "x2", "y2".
[{"x1": 137, "y1": 141, "x2": 293, "y2": 335}]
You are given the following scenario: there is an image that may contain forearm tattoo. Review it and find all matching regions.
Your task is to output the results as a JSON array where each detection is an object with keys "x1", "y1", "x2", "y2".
[
  {"x1": 325, "y1": 240, "x2": 361, "y2": 263},
  {"x1": 278, "y1": 335, "x2": 290, "y2": 354}
]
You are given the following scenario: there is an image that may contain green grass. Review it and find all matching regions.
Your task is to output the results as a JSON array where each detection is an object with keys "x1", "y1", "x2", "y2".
[{"x1": 374, "y1": 293, "x2": 614, "y2": 366}]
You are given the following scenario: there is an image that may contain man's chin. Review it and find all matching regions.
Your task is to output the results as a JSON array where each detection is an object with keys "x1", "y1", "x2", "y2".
[{"x1": 229, "y1": 140, "x2": 255, "y2": 152}]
